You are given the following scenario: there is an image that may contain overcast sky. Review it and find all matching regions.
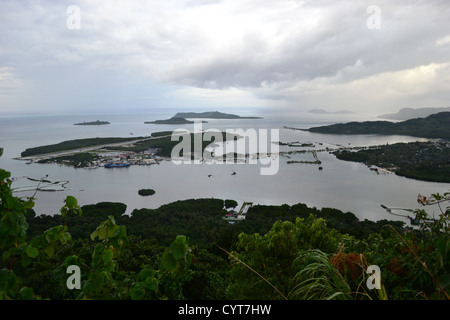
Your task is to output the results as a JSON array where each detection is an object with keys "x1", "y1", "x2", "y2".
[{"x1": 1, "y1": 0, "x2": 450, "y2": 117}]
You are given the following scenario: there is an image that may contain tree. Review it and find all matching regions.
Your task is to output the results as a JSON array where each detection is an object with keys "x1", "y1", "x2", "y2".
[
  {"x1": 226, "y1": 215, "x2": 353, "y2": 299},
  {"x1": 1, "y1": 152, "x2": 193, "y2": 300},
  {"x1": 224, "y1": 199, "x2": 238, "y2": 209}
]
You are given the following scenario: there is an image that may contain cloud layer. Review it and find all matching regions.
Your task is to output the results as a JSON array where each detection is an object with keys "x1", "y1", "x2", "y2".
[{"x1": 1, "y1": 0, "x2": 450, "y2": 115}]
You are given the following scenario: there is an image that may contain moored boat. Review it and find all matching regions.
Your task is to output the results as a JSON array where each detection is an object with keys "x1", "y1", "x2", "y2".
[{"x1": 104, "y1": 163, "x2": 131, "y2": 168}]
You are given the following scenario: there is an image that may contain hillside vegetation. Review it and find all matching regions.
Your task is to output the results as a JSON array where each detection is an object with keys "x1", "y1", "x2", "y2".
[
  {"x1": 306, "y1": 112, "x2": 450, "y2": 140},
  {"x1": 21, "y1": 137, "x2": 140, "y2": 157},
  {"x1": 1, "y1": 147, "x2": 448, "y2": 300},
  {"x1": 333, "y1": 141, "x2": 450, "y2": 183}
]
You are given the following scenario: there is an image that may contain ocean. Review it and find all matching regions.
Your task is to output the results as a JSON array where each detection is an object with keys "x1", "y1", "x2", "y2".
[{"x1": 0, "y1": 111, "x2": 445, "y2": 224}]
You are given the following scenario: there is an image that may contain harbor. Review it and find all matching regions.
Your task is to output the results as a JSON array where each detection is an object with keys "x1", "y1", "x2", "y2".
[{"x1": 24, "y1": 148, "x2": 164, "y2": 169}]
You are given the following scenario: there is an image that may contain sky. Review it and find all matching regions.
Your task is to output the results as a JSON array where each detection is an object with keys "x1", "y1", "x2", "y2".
[{"x1": 1, "y1": 0, "x2": 450, "y2": 117}]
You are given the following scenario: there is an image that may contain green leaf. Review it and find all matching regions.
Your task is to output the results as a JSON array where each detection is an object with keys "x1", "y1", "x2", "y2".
[
  {"x1": 98, "y1": 225, "x2": 108, "y2": 240},
  {"x1": 65, "y1": 196, "x2": 78, "y2": 209},
  {"x1": 102, "y1": 249, "x2": 115, "y2": 272},
  {"x1": 130, "y1": 287, "x2": 144, "y2": 300},
  {"x1": 161, "y1": 252, "x2": 177, "y2": 273},
  {"x1": 90, "y1": 230, "x2": 99, "y2": 241},
  {"x1": 91, "y1": 244, "x2": 103, "y2": 267},
  {"x1": 26, "y1": 245, "x2": 39, "y2": 258},
  {"x1": 60, "y1": 232, "x2": 72, "y2": 245},
  {"x1": 43, "y1": 244, "x2": 55, "y2": 258},
  {"x1": 170, "y1": 236, "x2": 187, "y2": 260},
  {"x1": 138, "y1": 268, "x2": 157, "y2": 282},
  {"x1": 1, "y1": 250, "x2": 10, "y2": 261},
  {"x1": 84, "y1": 272, "x2": 105, "y2": 294},
  {"x1": 0, "y1": 269, "x2": 9, "y2": 292},
  {"x1": 19, "y1": 287, "x2": 35, "y2": 300},
  {"x1": 60, "y1": 207, "x2": 68, "y2": 217},
  {"x1": 144, "y1": 277, "x2": 158, "y2": 292}
]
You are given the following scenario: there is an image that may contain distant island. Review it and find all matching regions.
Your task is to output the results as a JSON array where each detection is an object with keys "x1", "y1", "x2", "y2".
[
  {"x1": 145, "y1": 117, "x2": 207, "y2": 125},
  {"x1": 138, "y1": 189, "x2": 156, "y2": 196},
  {"x1": 308, "y1": 109, "x2": 354, "y2": 115},
  {"x1": 74, "y1": 120, "x2": 110, "y2": 126},
  {"x1": 302, "y1": 112, "x2": 450, "y2": 140},
  {"x1": 378, "y1": 107, "x2": 450, "y2": 120},
  {"x1": 146, "y1": 111, "x2": 261, "y2": 124},
  {"x1": 173, "y1": 111, "x2": 263, "y2": 119}
]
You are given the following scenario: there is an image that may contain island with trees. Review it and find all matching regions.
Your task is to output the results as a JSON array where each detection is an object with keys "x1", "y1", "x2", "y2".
[
  {"x1": 173, "y1": 111, "x2": 263, "y2": 119},
  {"x1": 302, "y1": 112, "x2": 450, "y2": 140},
  {"x1": 332, "y1": 141, "x2": 450, "y2": 183},
  {"x1": 378, "y1": 107, "x2": 450, "y2": 120},
  {"x1": 145, "y1": 117, "x2": 207, "y2": 125},
  {"x1": 144, "y1": 111, "x2": 262, "y2": 125},
  {"x1": 74, "y1": 120, "x2": 110, "y2": 126},
  {"x1": 20, "y1": 137, "x2": 141, "y2": 157},
  {"x1": 19, "y1": 130, "x2": 242, "y2": 167},
  {"x1": 138, "y1": 189, "x2": 156, "y2": 196}
]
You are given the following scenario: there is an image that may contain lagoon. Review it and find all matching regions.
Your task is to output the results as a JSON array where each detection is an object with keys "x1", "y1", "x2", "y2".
[{"x1": 0, "y1": 111, "x2": 446, "y2": 225}]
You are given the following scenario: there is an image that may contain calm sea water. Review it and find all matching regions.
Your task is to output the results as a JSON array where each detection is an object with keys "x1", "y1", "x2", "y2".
[{"x1": 0, "y1": 111, "x2": 446, "y2": 224}]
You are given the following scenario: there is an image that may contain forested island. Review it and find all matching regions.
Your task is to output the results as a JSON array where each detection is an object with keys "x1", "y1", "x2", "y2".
[
  {"x1": 106, "y1": 131, "x2": 241, "y2": 158},
  {"x1": 20, "y1": 137, "x2": 141, "y2": 157},
  {"x1": 332, "y1": 141, "x2": 450, "y2": 183},
  {"x1": 74, "y1": 120, "x2": 110, "y2": 126},
  {"x1": 173, "y1": 111, "x2": 262, "y2": 119},
  {"x1": 138, "y1": 189, "x2": 156, "y2": 196},
  {"x1": 20, "y1": 130, "x2": 242, "y2": 166},
  {"x1": 378, "y1": 107, "x2": 450, "y2": 120},
  {"x1": 145, "y1": 117, "x2": 207, "y2": 125},
  {"x1": 303, "y1": 112, "x2": 450, "y2": 140}
]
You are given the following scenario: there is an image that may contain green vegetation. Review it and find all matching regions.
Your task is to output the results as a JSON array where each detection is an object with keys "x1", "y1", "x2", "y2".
[
  {"x1": 305, "y1": 112, "x2": 450, "y2": 140},
  {"x1": 224, "y1": 199, "x2": 238, "y2": 209},
  {"x1": 278, "y1": 141, "x2": 315, "y2": 147},
  {"x1": 1, "y1": 148, "x2": 448, "y2": 300},
  {"x1": 108, "y1": 131, "x2": 241, "y2": 158},
  {"x1": 150, "y1": 131, "x2": 173, "y2": 138},
  {"x1": 145, "y1": 117, "x2": 207, "y2": 125},
  {"x1": 37, "y1": 152, "x2": 98, "y2": 168},
  {"x1": 15, "y1": 193, "x2": 448, "y2": 300},
  {"x1": 19, "y1": 131, "x2": 241, "y2": 163},
  {"x1": 378, "y1": 107, "x2": 450, "y2": 120},
  {"x1": 333, "y1": 141, "x2": 450, "y2": 183},
  {"x1": 173, "y1": 111, "x2": 262, "y2": 119},
  {"x1": 21, "y1": 137, "x2": 141, "y2": 157},
  {"x1": 74, "y1": 120, "x2": 110, "y2": 125},
  {"x1": 138, "y1": 189, "x2": 156, "y2": 196},
  {"x1": 0, "y1": 163, "x2": 192, "y2": 300}
]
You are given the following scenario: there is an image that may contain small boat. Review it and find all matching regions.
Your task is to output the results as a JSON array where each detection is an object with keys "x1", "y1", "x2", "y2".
[{"x1": 104, "y1": 163, "x2": 131, "y2": 168}]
